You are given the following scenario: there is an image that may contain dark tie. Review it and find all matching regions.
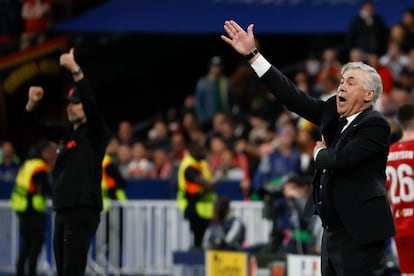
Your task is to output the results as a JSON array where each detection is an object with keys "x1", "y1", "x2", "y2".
[
  {"x1": 337, "y1": 117, "x2": 348, "y2": 134},
  {"x1": 332, "y1": 117, "x2": 347, "y2": 146}
]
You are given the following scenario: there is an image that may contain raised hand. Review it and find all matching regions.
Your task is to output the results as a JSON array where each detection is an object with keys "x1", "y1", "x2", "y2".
[
  {"x1": 26, "y1": 86, "x2": 44, "y2": 111},
  {"x1": 59, "y1": 48, "x2": 79, "y2": 73},
  {"x1": 221, "y1": 20, "x2": 257, "y2": 56},
  {"x1": 28, "y1": 86, "x2": 44, "y2": 102}
]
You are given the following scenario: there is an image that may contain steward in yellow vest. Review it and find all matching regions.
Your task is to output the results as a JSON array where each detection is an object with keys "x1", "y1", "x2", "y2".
[
  {"x1": 10, "y1": 159, "x2": 49, "y2": 213},
  {"x1": 177, "y1": 141, "x2": 220, "y2": 249},
  {"x1": 11, "y1": 140, "x2": 56, "y2": 213},
  {"x1": 101, "y1": 154, "x2": 127, "y2": 212},
  {"x1": 9, "y1": 140, "x2": 56, "y2": 276}
]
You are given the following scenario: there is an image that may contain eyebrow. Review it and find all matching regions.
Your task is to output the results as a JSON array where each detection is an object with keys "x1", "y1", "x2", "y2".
[{"x1": 341, "y1": 75, "x2": 357, "y2": 82}]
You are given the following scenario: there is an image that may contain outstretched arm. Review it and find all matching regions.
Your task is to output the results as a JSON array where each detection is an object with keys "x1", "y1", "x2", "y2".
[{"x1": 221, "y1": 19, "x2": 324, "y2": 125}]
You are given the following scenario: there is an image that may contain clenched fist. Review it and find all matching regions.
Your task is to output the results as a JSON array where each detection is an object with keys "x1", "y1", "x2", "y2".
[
  {"x1": 28, "y1": 86, "x2": 44, "y2": 102},
  {"x1": 26, "y1": 86, "x2": 44, "y2": 111}
]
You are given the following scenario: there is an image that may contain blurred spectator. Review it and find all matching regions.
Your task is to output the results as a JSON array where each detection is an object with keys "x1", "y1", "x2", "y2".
[
  {"x1": 247, "y1": 112, "x2": 270, "y2": 145},
  {"x1": 318, "y1": 74, "x2": 339, "y2": 102},
  {"x1": 272, "y1": 174, "x2": 318, "y2": 255},
  {"x1": 217, "y1": 148, "x2": 244, "y2": 181},
  {"x1": 202, "y1": 196, "x2": 245, "y2": 251},
  {"x1": 180, "y1": 94, "x2": 196, "y2": 117},
  {"x1": 383, "y1": 111, "x2": 402, "y2": 144},
  {"x1": 348, "y1": 47, "x2": 367, "y2": 62},
  {"x1": 186, "y1": 125, "x2": 207, "y2": 149},
  {"x1": 296, "y1": 128, "x2": 317, "y2": 178},
  {"x1": 116, "y1": 120, "x2": 135, "y2": 145},
  {"x1": 147, "y1": 119, "x2": 171, "y2": 152},
  {"x1": 399, "y1": 68, "x2": 414, "y2": 92},
  {"x1": 20, "y1": 0, "x2": 53, "y2": 49},
  {"x1": 313, "y1": 48, "x2": 342, "y2": 92},
  {"x1": 344, "y1": 0, "x2": 388, "y2": 56},
  {"x1": 401, "y1": 8, "x2": 414, "y2": 53},
  {"x1": 181, "y1": 110, "x2": 201, "y2": 142},
  {"x1": 293, "y1": 70, "x2": 320, "y2": 98},
  {"x1": 164, "y1": 107, "x2": 182, "y2": 134},
  {"x1": 233, "y1": 138, "x2": 252, "y2": 200},
  {"x1": 303, "y1": 52, "x2": 321, "y2": 85},
  {"x1": 207, "y1": 134, "x2": 228, "y2": 176},
  {"x1": 366, "y1": 52, "x2": 394, "y2": 112},
  {"x1": 169, "y1": 132, "x2": 188, "y2": 169},
  {"x1": 389, "y1": 84, "x2": 414, "y2": 113},
  {"x1": 367, "y1": 52, "x2": 394, "y2": 94},
  {"x1": 194, "y1": 55, "x2": 235, "y2": 127},
  {"x1": 252, "y1": 123, "x2": 302, "y2": 198},
  {"x1": 399, "y1": 47, "x2": 414, "y2": 90},
  {"x1": 116, "y1": 143, "x2": 132, "y2": 179},
  {"x1": 388, "y1": 22, "x2": 410, "y2": 54},
  {"x1": 206, "y1": 112, "x2": 227, "y2": 139},
  {"x1": 127, "y1": 141, "x2": 153, "y2": 179},
  {"x1": 148, "y1": 148, "x2": 174, "y2": 180},
  {"x1": 233, "y1": 114, "x2": 250, "y2": 140},
  {"x1": 380, "y1": 40, "x2": 409, "y2": 81},
  {"x1": 0, "y1": 140, "x2": 21, "y2": 183},
  {"x1": 245, "y1": 174, "x2": 321, "y2": 255},
  {"x1": 275, "y1": 108, "x2": 297, "y2": 134},
  {"x1": 218, "y1": 117, "x2": 238, "y2": 150},
  {"x1": 177, "y1": 140, "x2": 220, "y2": 249}
]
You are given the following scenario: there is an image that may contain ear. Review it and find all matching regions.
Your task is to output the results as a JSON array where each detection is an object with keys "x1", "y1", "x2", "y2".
[{"x1": 364, "y1": 89, "x2": 374, "y2": 102}]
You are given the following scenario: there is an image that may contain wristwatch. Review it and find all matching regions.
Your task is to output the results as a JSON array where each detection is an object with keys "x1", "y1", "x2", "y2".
[
  {"x1": 72, "y1": 67, "x2": 83, "y2": 76},
  {"x1": 244, "y1": 48, "x2": 259, "y2": 61}
]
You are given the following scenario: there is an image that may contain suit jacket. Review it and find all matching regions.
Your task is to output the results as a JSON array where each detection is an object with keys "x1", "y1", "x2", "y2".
[{"x1": 260, "y1": 66, "x2": 395, "y2": 245}]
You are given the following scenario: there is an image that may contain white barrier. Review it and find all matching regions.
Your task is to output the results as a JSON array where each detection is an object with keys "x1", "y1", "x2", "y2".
[{"x1": 0, "y1": 200, "x2": 272, "y2": 275}]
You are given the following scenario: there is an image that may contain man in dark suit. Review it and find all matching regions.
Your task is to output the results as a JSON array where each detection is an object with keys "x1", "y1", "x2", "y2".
[{"x1": 221, "y1": 20, "x2": 395, "y2": 276}]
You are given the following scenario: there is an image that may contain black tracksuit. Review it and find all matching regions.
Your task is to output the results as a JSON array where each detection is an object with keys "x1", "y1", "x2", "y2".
[{"x1": 23, "y1": 78, "x2": 111, "y2": 275}]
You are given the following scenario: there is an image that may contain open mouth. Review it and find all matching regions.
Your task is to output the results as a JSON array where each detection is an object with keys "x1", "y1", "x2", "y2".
[{"x1": 338, "y1": 96, "x2": 346, "y2": 102}]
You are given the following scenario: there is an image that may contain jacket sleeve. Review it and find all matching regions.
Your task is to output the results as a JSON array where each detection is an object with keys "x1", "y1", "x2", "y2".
[
  {"x1": 260, "y1": 66, "x2": 327, "y2": 126},
  {"x1": 76, "y1": 78, "x2": 111, "y2": 143},
  {"x1": 314, "y1": 116, "x2": 390, "y2": 171},
  {"x1": 22, "y1": 109, "x2": 68, "y2": 143}
]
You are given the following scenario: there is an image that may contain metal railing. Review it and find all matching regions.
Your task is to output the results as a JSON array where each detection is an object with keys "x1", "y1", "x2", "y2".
[{"x1": 0, "y1": 200, "x2": 271, "y2": 275}]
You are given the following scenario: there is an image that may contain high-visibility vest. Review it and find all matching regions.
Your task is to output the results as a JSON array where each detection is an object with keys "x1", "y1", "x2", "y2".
[
  {"x1": 10, "y1": 159, "x2": 48, "y2": 213},
  {"x1": 177, "y1": 154, "x2": 216, "y2": 219},
  {"x1": 101, "y1": 154, "x2": 127, "y2": 212}
]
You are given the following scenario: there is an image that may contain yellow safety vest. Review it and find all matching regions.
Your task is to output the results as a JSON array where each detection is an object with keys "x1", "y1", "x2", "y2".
[
  {"x1": 177, "y1": 154, "x2": 216, "y2": 219},
  {"x1": 101, "y1": 154, "x2": 127, "y2": 212},
  {"x1": 10, "y1": 159, "x2": 48, "y2": 213}
]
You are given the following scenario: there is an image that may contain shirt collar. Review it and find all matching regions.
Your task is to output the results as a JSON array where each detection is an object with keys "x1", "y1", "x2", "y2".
[{"x1": 342, "y1": 111, "x2": 361, "y2": 130}]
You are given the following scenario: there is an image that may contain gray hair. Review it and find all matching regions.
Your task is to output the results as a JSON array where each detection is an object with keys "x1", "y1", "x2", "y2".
[{"x1": 341, "y1": 61, "x2": 383, "y2": 104}]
